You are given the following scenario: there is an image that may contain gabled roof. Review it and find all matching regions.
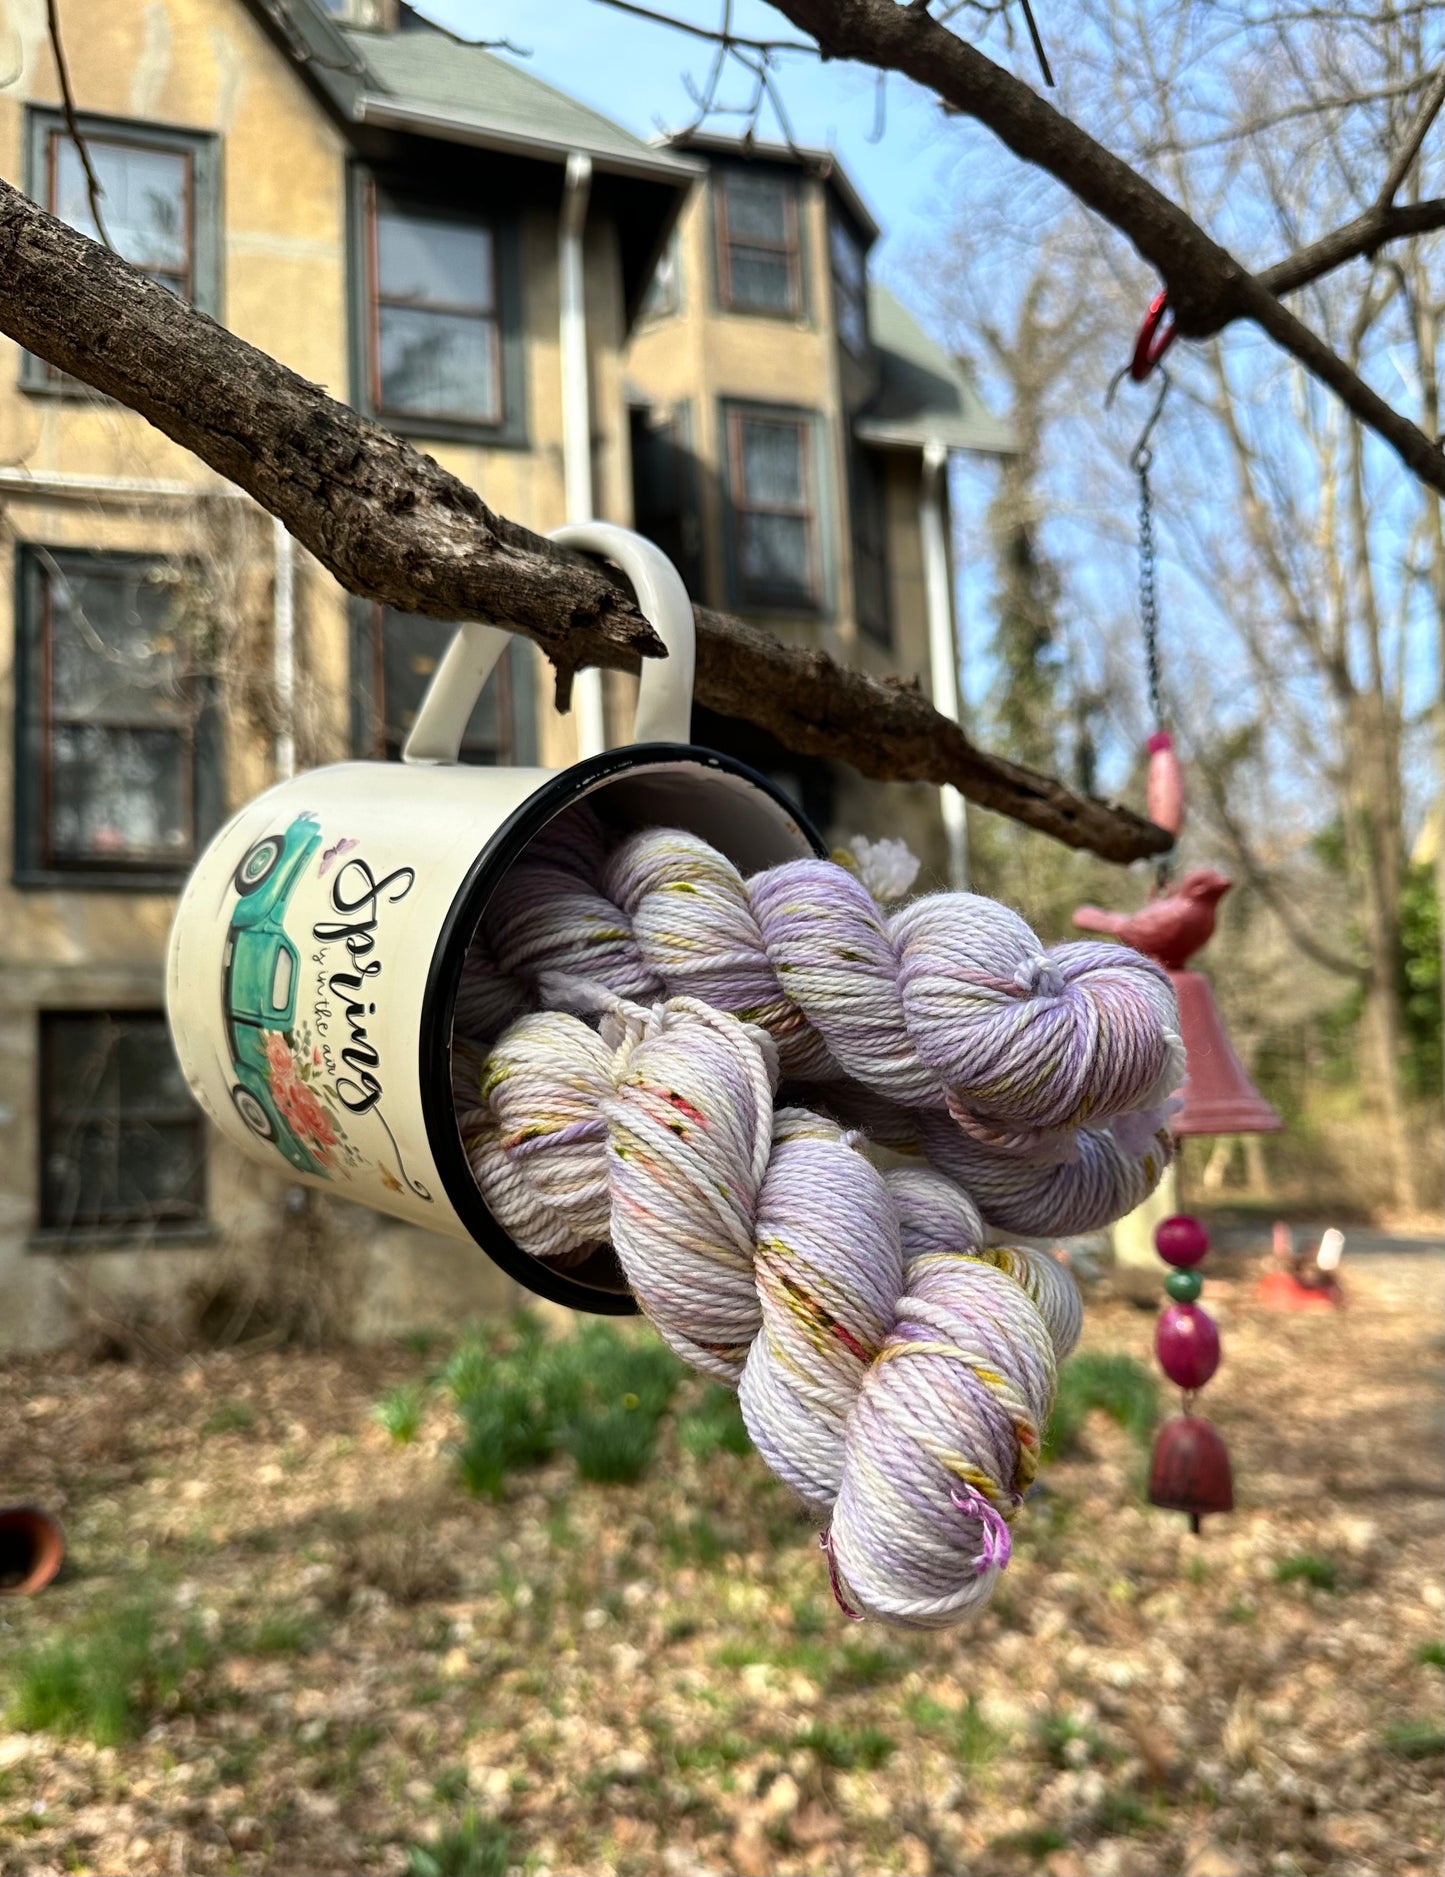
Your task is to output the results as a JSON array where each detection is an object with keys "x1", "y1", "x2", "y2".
[
  {"x1": 346, "y1": 21, "x2": 700, "y2": 184},
  {"x1": 857, "y1": 285, "x2": 1015, "y2": 456}
]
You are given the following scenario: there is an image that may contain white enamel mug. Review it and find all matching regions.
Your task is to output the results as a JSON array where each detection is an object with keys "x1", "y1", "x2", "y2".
[{"x1": 166, "y1": 523, "x2": 824, "y2": 1313}]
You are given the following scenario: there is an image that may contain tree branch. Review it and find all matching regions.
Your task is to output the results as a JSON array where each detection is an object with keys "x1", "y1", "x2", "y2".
[
  {"x1": 1375, "y1": 64, "x2": 1445, "y2": 206},
  {"x1": 768, "y1": 0, "x2": 1445, "y2": 493},
  {"x1": 0, "y1": 178, "x2": 1169, "y2": 863},
  {"x1": 1258, "y1": 197, "x2": 1445, "y2": 300},
  {"x1": 45, "y1": 0, "x2": 112, "y2": 250}
]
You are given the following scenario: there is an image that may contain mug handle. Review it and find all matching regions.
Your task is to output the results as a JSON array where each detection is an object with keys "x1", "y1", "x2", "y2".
[{"x1": 401, "y1": 523, "x2": 696, "y2": 764}]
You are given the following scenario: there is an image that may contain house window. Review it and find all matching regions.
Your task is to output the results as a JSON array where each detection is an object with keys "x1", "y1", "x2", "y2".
[
  {"x1": 367, "y1": 186, "x2": 501, "y2": 426},
  {"x1": 357, "y1": 605, "x2": 520, "y2": 764},
  {"x1": 726, "y1": 407, "x2": 820, "y2": 609},
  {"x1": 851, "y1": 442, "x2": 890, "y2": 643},
  {"x1": 716, "y1": 170, "x2": 802, "y2": 316},
  {"x1": 14, "y1": 550, "x2": 220, "y2": 885},
  {"x1": 24, "y1": 111, "x2": 218, "y2": 387},
  {"x1": 39, "y1": 1012, "x2": 206, "y2": 1232},
  {"x1": 830, "y1": 215, "x2": 869, "y2": 357}
]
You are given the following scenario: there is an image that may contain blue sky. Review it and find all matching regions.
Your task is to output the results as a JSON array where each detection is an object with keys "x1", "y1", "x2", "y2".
[{"x1": 413, "y1": 1, "x2": 999, "y2": 275}]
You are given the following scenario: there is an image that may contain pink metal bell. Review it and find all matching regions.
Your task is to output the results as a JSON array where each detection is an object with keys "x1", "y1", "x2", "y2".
[
  {"x1": 1169, "y1": 967, "x2": 1282, "y2": 1137},
  {"x1": 1074, "y1": 867, "x2": 1280, "y2": 1137}
]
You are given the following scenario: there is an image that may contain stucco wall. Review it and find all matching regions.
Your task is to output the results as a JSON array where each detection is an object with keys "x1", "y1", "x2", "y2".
[{"x1": 0, "y1": 0, "x2": 633, "y2": 1349}]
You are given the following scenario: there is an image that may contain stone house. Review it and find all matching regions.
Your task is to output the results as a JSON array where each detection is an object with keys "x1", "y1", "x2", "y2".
[{"x1": 0, "y1": 0, "x2": 1008, "y2": 1350}]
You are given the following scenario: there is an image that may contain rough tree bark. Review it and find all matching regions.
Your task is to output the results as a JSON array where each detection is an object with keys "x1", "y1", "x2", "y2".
[{"x1": 0, "y1": 176, "x2": 1169, "y2": 864}]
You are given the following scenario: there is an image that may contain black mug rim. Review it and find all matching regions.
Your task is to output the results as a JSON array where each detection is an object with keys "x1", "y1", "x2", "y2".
[{"x1": 417, "y1": 741, "x2": 827, "y2": 1315}]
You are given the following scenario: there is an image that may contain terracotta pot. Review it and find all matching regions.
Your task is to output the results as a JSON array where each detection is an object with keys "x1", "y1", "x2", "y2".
[{"x1": 0, "y1": 1505, "x2": 65, "y2": 1595}]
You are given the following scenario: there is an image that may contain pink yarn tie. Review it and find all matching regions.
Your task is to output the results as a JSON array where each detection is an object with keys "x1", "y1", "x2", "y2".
[{"x1": 951, "y1": 1484, "x2": 1013, "y2": 1576}]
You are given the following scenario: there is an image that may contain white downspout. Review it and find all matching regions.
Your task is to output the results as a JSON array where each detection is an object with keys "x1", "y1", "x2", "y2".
[
  {"x1": 921, "y1": 438, "x2": 969, "y2": 890},
  {"x1": 272, "y1": 515, "x2": 296, "y2": 780},
  {"x1": 560, "y1": 151, "x2": 605, "y2": 759}
]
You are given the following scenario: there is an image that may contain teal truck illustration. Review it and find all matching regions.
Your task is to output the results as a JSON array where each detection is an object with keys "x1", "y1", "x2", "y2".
[{"x1": 222, "y1": 815, "x2": 327, "y2": 1176}]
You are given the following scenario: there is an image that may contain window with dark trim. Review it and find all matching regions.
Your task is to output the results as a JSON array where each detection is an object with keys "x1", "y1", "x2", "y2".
[
  {"x1": 39, "y1": 1012, "x2": 206, "y2": 1233},
  {"x1": 725, "y1": 407, "x2": 820, "y2": 609},
  {"x1": 13, "y1": 549, "x2": 221, "y2": 887},
  {"x1": 366, "y1": 184, "x2": 502, "y2": 426},
  {"x1": 715, "y1": 170, "x2": 802, "y2": 316},
  {"x1": 851, "y1": 442, "x2": 890, "y2": 643},
  {"x1": 830, "y1": 214, "x2": 869, "y2": 357},
  {"x1": 23, "y1": 110, "x2": 219, "y2": 390},
  {"x1": 354, "y1": 603, "x2": 530, "y2": 765}
]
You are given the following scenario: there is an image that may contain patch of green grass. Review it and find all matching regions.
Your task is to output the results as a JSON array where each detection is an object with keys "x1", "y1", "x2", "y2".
[
  {"x1": 1224, "y1": 1598, "x2": 1257, "y2": 1624},
  {"x1": 248, "y1": 1610, "x2": 319, "y2": 1655},
  {"x1": 827, "y1": 1640, "x2": 906, "y2": 1693},
  {"x1": 405, "y1": 1812, "x2": 511, "y2": 1877},
  {"x1": 400, "y1": 1327, "x2": 448, "y2": 1359},
  {"x1": 372, "y1": 1381, "x2": 430, "y2": 1446},
  {"x1": 1414, "y1": 1639, "x2": 1445, "y2": 1668},
  {"x1": 676, "y1": 1382, "x2": 752, "y2": 1460},
  {"x1": 1274, "y1": 1552, "x2": 1339, "y2": 1591},
  {"x1": 672, "y1": 1732, "x2": 754, "y2": 1773},
  {"x1": 1095, "y1": 1789, "x2": 1156, "y2": 1835},
  {"x1": 1037, "y1": 1711, "x2": 1107, "y2": 1769},
  {"x1": 663, "y1": 1513, "x2": 735, "y2": 1568},
  {"x1": 1382, "y1": 1719, "x2": 1445, "y2": 1760},
  {"x1": 433, "y1": 1767, "x2": 472, "y2": 1804},
  {"x1": 1043, "y1": 1352, "x2": 1159, "y2": 1462},
  {"x1": 989, "y1": 1827, "x2": 1069, "y2": 1860},
  {"x1": 795, "y1": 1721, "x2": 895, "y2": 1771},
  {"x1": 8, "y1": 1598, "x2": 215, "y2": 1747},
  {"x1": 200, "y1": 1399, "x2": 255, "y2": 1437},
  {"x1": 956, "y1": 1694, "x2": 1003, "y2": 1766},
  {"x1": 444, "y1": 1315, "x2": 682, "y2": 1498}
]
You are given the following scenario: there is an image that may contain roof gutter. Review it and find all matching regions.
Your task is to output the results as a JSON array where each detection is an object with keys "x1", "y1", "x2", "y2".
[
  {"x1": 921, "y1": 439, "x2": 969, "y2": 891},
  {"x1": 354, "y1": 96, "x2": 702, "y2": 186},
  {"x1": 560, "y1": 152, "x2": 605, "y2": 760}
]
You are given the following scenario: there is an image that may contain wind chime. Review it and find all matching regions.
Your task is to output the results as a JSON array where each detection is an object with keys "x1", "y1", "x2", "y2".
[{"x1": 1078, "y1": 299, "x2": 1285, "y2": 1530}]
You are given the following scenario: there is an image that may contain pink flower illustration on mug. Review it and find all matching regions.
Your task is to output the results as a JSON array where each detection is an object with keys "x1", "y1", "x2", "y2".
[{"x1": 264, "y1": 1031, "x2": 339, "y2": 1163}]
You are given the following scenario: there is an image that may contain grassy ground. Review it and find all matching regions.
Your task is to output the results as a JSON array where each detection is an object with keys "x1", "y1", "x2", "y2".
[{"x1": 1, "y1": 1251, "x2": 1441, "y2": 1877}]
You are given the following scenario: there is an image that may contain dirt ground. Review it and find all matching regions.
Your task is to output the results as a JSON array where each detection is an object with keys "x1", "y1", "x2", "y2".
[{"x1": 1, "y1": 1250, "x2": 1441, "y2": 1877}]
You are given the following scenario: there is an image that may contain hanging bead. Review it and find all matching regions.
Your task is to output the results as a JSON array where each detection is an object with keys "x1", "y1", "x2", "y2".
[
  {"x1": 1156, "y1": 1303, "x2": 1221, "y2": 1390},
  {"x1": 1164, "y1": 1267, "x2": 1202, "y2": 1303},
  {"x1": 1154, "y1": 1214, "x2": 1209, "y2": 1267}
]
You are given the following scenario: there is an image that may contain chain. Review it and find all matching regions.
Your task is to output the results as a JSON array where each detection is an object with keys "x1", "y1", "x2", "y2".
[{"x1": 1134, "y1": 442, "x2": 1164, "y2": 736}]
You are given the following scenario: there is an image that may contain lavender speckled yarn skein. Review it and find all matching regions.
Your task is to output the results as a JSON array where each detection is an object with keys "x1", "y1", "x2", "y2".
[
  {"x1": 460, "y1": 996, "x2": 1083, "y2": 1627},
  {"x1": 474, "y1": 828, "x2": 1182, "y2": 1154}
]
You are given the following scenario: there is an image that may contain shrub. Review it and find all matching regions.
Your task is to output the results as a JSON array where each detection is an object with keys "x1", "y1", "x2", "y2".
[
  {"x1": 405, "y1": 1812, "x2": 512, "y2": 1877},
  {"x1": 372, "y1": 1381, "x2": 430, "y2": 1445},
  {"x1": 1274, "y1": 1552, "x2": 1339, "y2": 1592},
  {"x1": 1044, "y1": 1352, "x2": 1159, "y2": 1461},
  {"x1": 444, "y1": 1315, "x2": 682, "y2": 1497},
  {"x1": 677, "y1": 1382, "x2": 752, "y2": 1459},
  {"x1": 8, "y1": 1598, "x2": 214, "y2": 1746}
]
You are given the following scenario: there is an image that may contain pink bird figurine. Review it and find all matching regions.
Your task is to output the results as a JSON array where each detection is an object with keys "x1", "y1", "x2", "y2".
[{"x1": 1072, "y1": 868, "x2": 1232, "y2": 971}]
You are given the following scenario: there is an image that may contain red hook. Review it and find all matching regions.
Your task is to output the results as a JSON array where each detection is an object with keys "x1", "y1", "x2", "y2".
[{"x1": 1130, "y1": 292, "x2": 1177, "y2": 382}]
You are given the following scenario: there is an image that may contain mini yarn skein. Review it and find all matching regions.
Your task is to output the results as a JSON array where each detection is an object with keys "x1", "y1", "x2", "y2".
[
  {"x1": 456, "y1": 996, "x2": 1083, "y2": 1628},
  {"x1": 454, "y1": 814, "x2": 1182, "y2": 1235}
]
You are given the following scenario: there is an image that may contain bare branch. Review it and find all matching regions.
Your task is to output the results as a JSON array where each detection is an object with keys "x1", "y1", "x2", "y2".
[
  {"x1": 769, "y1": 0, "x2": 1445, "y2": 493},
  {"x1": 590, "y1": 0, "x2": 815, "y2": 54},
  {"x1": 1375, "y1": 64, "x2": 1445, "y2": 206},
  {"x1": 0, "y1": 177, "x2": 1168, "y2": 863},
  {"x1": 1259, "y1": 198, "x2": 1445, "y2": 299},
  {"x1": 45, "y1": 0, "x2": 112, "y2": 250}
]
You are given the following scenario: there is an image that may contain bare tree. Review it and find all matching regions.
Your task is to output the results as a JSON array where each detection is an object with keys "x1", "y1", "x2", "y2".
[{"x1": 3, "y1": 0, "x2": 1443, "y2": 866}]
